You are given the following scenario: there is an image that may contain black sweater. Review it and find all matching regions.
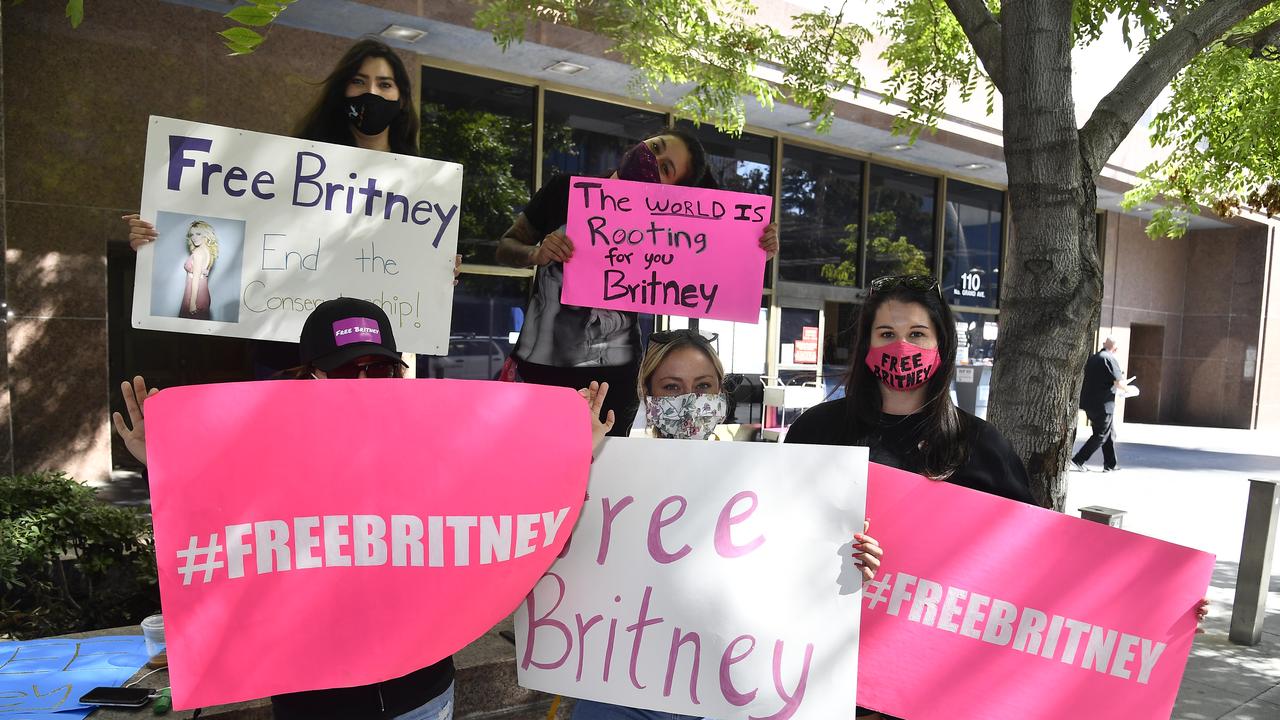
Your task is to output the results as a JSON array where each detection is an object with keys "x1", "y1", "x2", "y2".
[{"x1": 785, "y1": 399, "x2": 1034, "y2": 504}]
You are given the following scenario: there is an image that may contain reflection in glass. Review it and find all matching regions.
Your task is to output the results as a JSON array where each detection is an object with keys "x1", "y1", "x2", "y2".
[
  {"x1": 866, "y1": 165, "x2": 936, "y2": 282},
  {"x1": 950, "y1": 311, "x2": 999, "y2": 419},
  {"x1": 417, "y1": 274, "x2": 531, "y2": 381},
  {"x1": 676, "y1": 121, "x2": 774, "y2": 194},
  {"x1": 543, "y1": 93, "x2": 666, "y2": 181},
  {"x1": 943, "y1": 181, "x2": 1003, "y2": 309},
  {"x1": 779, "y1": 146, "x2": 863, "y2": 285},
  {"x1": 420, "y1": 67, "x2": 535, "y2": 262}
]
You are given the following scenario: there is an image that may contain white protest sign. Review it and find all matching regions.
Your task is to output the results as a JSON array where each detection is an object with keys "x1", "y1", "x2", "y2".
[
  {"x1": 516, "y1": 437, "x2": 867, "y2": 719},
  {"x1": 131, "y1": 116, "x2": 461, "y2": 354}
]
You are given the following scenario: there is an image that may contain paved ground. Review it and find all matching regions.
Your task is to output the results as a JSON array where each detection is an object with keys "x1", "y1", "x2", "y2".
[
  {"x1": 1068, "y1": 422, "x2": 1280, "y2": 719},
  {"x1": 97, "y1": 421, "x2": 1280, "y2": 718}
]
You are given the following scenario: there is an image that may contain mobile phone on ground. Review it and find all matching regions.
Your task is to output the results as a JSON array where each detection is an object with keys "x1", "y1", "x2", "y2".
[{"x1": 79, "y1": 686, "x2": 153, "y2": 707}]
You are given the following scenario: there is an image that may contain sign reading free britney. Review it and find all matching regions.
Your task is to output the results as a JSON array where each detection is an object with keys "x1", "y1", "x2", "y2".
[
  {"x1": 859, "y1": 463, "x2": 1214, "y2": 719},
  {"x1": 561, "y1": 177, "x2": 771, "y2": 323},
  {"x1": 517, "y1": 438, "x2": 868, "y2": 719},
  {"x1": 131, "y1": 116, "x2": 461, "y2": 354},
  {"x1": 145, "y1": 381, "x2": 591, "y2": 710}
]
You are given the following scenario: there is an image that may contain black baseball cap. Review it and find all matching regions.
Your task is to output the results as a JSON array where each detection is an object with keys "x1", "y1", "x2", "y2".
[{"x1": 299, "y1": 297, "x2": 407, "y2": 372}]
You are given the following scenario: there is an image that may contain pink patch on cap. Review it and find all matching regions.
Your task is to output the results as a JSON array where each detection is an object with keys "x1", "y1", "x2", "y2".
[{"x1": 332, "y1": 317, "x2": 382, "y2": 346}]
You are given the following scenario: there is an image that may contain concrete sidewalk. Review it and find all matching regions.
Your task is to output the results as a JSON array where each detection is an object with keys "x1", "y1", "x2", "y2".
[{"x1": 1068, "y1": 422, "x2": 1280, "y2": 719}]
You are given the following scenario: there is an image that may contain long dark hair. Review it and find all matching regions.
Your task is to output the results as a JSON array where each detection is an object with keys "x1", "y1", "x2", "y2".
[
  {"x1": 843, "y1": 282, "x2": 965, "y2": 478},
  {"x1": 294, "y1": 39, "x2": 420, "y2": 156}
]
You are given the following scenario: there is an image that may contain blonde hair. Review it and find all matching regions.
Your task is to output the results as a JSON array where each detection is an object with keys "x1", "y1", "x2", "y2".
[
  {"x1": 637, "y1": 332, "x2": 726, "y2": 402},
  {"x1": 186, "y1": 220, "x2": 219, "y2": 270}
]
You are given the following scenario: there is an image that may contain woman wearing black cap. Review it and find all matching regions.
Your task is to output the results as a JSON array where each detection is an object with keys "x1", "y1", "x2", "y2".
[{"x1": 113, "y1": 297, "x2": 455, "y2": 720}]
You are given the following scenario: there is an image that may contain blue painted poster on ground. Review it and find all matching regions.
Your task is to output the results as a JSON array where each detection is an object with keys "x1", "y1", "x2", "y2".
[{"x1": 0, "y1": 635, "x2": 150, "y2": 718}]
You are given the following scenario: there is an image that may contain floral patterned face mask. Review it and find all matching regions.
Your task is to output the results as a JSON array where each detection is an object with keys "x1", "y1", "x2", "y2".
[{"x1": 645, "y1": 392, "x2": 728, "y2": 440}]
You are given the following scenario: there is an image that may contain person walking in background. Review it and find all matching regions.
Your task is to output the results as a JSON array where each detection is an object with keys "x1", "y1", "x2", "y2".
[{"x1": 1071, "y1": 338, "x2": 1128, "y2": 472}]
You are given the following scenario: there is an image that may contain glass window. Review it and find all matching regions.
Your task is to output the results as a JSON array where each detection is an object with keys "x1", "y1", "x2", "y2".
[
  {"x1": 866, "y1": 165, "x2": 936, "y2": 282},
  {"x1": 951, "y1": 311, "x2": 999, "y2": 419},
  {"x1": 543, "y1": 93, "x2": 667, "y2": 182},
  {"x1": 417, "y1": 274, "x2": 530, "y2": 381},
  {"x1": 943, "y1": 181, "x2": 1003, "y2": 309},
  {"x1": 779, "y1": 146, "x2": 863, "y2": 286},
  {"x1": 676, "y1": 121, "x2": 774, "y2": 195},
  {"x1": 420, "y1": 67, "x2": 535, "y2": 263},
  {"x1": 821, "y1": 301, "x2": 861, "y2": 400}
]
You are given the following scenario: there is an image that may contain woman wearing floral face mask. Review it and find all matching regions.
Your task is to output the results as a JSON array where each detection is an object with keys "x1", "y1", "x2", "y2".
[
  {"x1": 784, "y1": 275, "x2": 1030, "y2": 720},
  {"x1": 572, "y1": 330, "x2": 882, "y2": 720},
  {"x1": 497, "y1": 133, "x2": 779, "y2": 438}
]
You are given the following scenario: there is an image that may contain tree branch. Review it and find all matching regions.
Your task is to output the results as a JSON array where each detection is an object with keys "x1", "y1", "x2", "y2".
[
  {"x1": 1079, "y1": 0, "x2": 1272, "y2": 174},
  {"x1": 942, "y1": 0, "x2": 1004, "y2": 89},
  {"x1": 1224, "y1": 17, "x2": 1280, "y2": 60}
]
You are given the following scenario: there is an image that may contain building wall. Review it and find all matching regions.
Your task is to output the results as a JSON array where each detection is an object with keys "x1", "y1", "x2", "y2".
[
  {"x1": 1256, "y1": 225, "x2": 1280, "y2": 429},
  {"x1": 1099, "y1": 210, "x2": 1272, "y2": 429},
  {"x1": 2, "y1": 0, "x2": 421, "y2": 481}
]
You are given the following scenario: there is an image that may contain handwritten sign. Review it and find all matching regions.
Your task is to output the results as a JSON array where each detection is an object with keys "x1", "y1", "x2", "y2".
[
  {"x1": 561, "y1": 178, "x2": 771, "y2": 322},
  {"x1": 0, "y1": 636, "x2": 150, "y2": 718},
  {"x1": 131, "y1": 116, "x2": 461, "y2": 354},
  {"x1": 858, "y1": 463, "x2": 1214, "y2": 719},
  {"x1": 517, "y1": 437, "x2": 866, "y2": 718},
  {"x1": 145, "y1": 380, "x2": 591, "y2": 709}
]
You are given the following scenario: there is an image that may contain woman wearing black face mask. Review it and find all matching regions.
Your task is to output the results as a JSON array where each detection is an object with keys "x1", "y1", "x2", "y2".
[
  {"x1": 496, "y1": 132, "x2": 780, "y2": 436},
  {"x1": 122, "y1": 39, "x2": 456, "y2": 377}
]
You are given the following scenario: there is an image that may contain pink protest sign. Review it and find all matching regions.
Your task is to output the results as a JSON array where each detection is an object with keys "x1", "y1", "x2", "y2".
[
  {"x1": 859, "y1": 463, "x2": 1214, "y2": 719},
  {"x1": 145, "y1": 380, "x2": 591, "y2": 710},
  {"x1": 561, "y1": 177, "x2": 771, "y2": 322}
]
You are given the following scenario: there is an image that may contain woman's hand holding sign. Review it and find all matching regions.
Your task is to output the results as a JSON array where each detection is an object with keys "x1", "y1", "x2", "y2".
[
  {"x1": 122, "y1": 214, "x2": 158, "y2": 250},
  {"x1": 853, "y1": 518, "x2": 884, "y2": 583},
  {"x1": 759, "y1": 221, "x2": 779, "y2": 260},
  {"x1": 531, "y1": 228, "x2": 575, "y2": 266}
]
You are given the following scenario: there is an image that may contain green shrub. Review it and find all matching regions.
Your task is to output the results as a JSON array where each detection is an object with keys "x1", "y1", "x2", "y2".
[{"x1": 0, "y1": 471, "x2": 158, "y2": 639}]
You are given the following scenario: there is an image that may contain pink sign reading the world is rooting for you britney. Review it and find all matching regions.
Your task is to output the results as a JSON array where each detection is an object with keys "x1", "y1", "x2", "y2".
[{"x1": 561, "y1": 177, "x2": 771, "y2": 323}]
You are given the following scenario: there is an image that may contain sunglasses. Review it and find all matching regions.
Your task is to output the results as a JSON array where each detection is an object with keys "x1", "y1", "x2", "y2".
[
  {"x1": 321, "y1": 359, "x2": 404, "y2": 380},
  {"x1": 649, "y1": 328, "x2": 720, "y2": 350},
  {"x1": 868, "y1": 274, "x2": 940, "y2": 296}
]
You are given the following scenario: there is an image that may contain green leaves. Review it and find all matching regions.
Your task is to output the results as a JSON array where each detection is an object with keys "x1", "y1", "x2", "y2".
[
  {"x1": 65, "y1": 0, "x2": 84, "y2": 29},
  {"x1": 879, "y1": 0, "x2": 993, "y2": 142},
  {"x1": 474, "y1": 0, "x2": 871, "y2": 135},
  {"x1": 220, "y1": 0, "x2": 297, "y2": 55},
  {"x1": 1123, "y1": 4, "x2": 1280, "y2": 237}
]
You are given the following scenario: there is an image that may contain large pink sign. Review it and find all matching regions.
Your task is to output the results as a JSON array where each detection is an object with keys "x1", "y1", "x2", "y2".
[
  {"x1": 561, "y1": 177, "x2": 771, "y2": 322},
  {"x1": 146, "y1": 380, "x2": 592, "y2": 710},
  {"x1": 860, "y1": 463, "x2": 1214, "y2": 719}
]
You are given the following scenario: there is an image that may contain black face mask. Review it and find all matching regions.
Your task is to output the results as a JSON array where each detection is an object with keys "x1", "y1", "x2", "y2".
[{"x1": 345, "y1": 93, "x2": 401, "y2": 136}]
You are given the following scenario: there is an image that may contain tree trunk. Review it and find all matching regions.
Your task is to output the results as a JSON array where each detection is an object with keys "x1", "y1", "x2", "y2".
[{"x1": 986, "y1": 0, "x2": 1104, "y2": 511}]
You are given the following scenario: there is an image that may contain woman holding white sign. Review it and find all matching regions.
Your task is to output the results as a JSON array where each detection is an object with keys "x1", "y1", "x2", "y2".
[
  {"x1": 571, "y1": 330, "x2": 882, "y2": 720},
  {"x1": 497, "y1": 133, "x2": 779, "y2": 437},
  {"x1": 122, "y1": 38, "x2": 458, "y2": 376}
]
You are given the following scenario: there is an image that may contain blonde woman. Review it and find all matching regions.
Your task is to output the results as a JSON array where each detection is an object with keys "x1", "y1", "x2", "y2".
[
  {"x1": 179, "y1": 220, "x2": 218, "y2": 320},
  {"x1": 575, "y1": 330, "x2": 883, "y2": 720}
]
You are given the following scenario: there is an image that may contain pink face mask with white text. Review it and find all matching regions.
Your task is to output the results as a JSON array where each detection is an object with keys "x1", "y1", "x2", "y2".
[{"x1": 865, "y1": 340, "x2": 941, "y2": 391}]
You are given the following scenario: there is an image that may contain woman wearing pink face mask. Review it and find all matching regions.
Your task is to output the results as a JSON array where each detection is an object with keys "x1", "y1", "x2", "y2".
[
  {"x1": 496, "y1": 130, "x2": 779, "y2": 437},
  {"x1": 784, "y1": 274, "x2": 1030, "y2": 720},
  {"x1": 787, "y1": 274, "x2": 1032, "y2": 499}
]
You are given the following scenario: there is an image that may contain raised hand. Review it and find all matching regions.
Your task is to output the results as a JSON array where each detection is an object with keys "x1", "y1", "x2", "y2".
[
  {"x1": 577, "y1": 380, "x2": 616, "y2": 456},
  {"x1": 111, "y1": 375, "x2": 159, "y2": 465}
]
